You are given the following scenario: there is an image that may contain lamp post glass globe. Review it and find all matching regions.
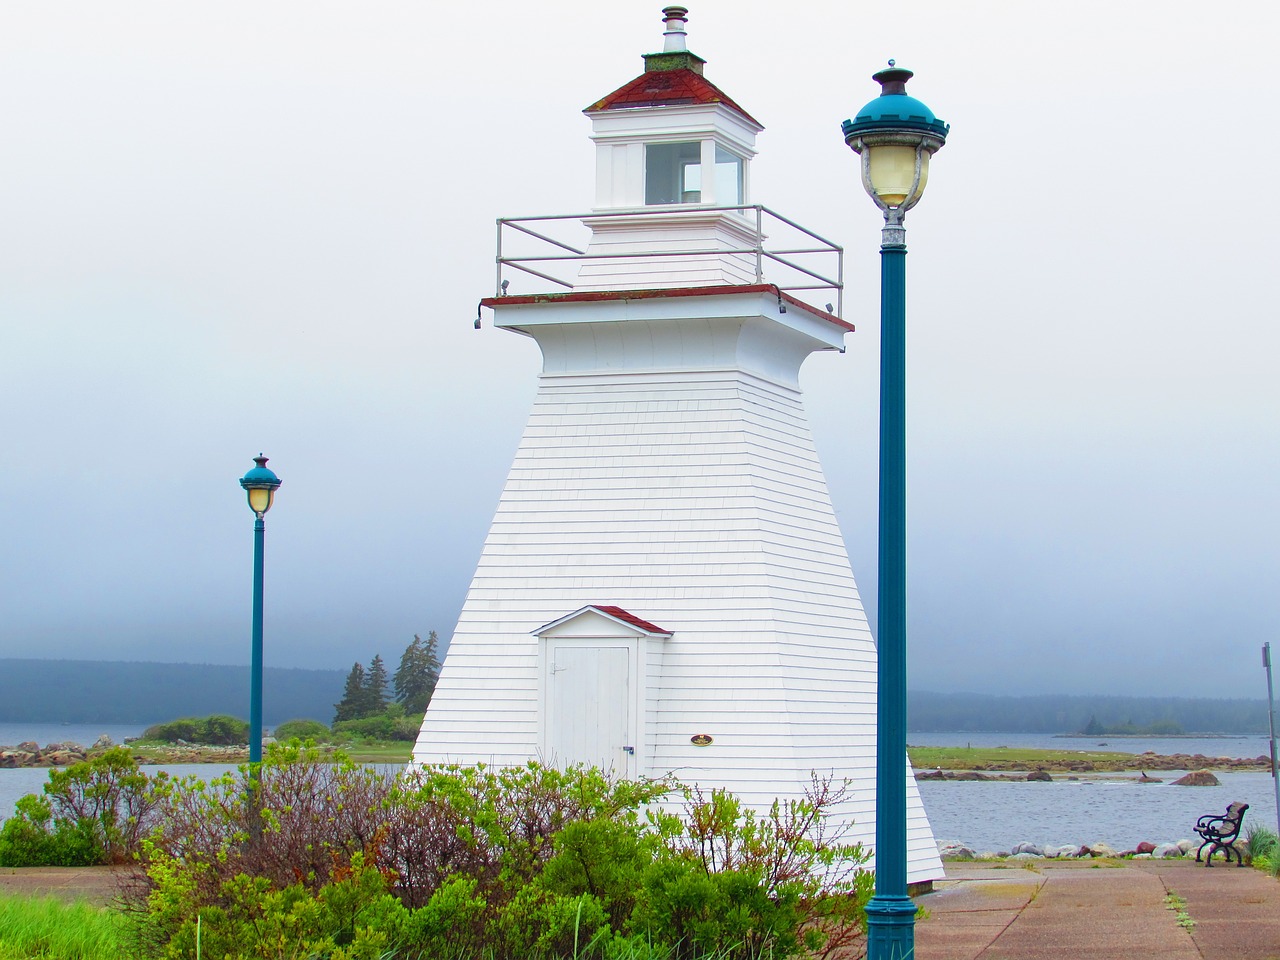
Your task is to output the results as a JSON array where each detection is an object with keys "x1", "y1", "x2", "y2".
[
  {"x1": 240, "y1": 455, "x2": 282, "y2": 517},
  {"x1": 841, "y1": 62, "x2": 948, "y2": 220}
]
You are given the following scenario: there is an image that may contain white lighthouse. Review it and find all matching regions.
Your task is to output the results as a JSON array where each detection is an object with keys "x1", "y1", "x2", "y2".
[{"x1": 414, "y1": 7, "x2": 942, "y2": 884}]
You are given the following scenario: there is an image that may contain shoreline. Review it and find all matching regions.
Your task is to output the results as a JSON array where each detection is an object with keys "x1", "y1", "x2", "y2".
[{"x1": 0, "y1": 740, "x2": 410, "y2": 769}]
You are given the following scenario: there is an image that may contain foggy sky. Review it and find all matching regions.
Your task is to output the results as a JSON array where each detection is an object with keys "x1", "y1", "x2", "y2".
[{"x1": 1, "y1": 1, "x2": 1276, "y2": 697}]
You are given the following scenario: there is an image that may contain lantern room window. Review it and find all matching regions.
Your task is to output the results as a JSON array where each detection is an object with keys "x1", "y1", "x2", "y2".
[
  {"x1": 645, "y1": 141, "x2": 701, "y2": 204},
  {"x1": 714, "y1": 145, "x2": 743, "y2": 206}
]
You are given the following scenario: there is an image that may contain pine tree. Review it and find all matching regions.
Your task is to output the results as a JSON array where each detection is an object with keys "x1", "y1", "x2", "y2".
[
  {"x1": 333, "y1": 662, "x2": 367, "y2": 723},
  {"x1": 394, "y1": 632, "x2": 442, "y2": 714},
  {"x1": 366, "y1": 654, "x2": 390, "y2": 714}
]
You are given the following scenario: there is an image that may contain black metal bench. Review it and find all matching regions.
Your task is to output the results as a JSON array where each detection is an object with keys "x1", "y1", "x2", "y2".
[{"x1": 1195, "y1": 801, "x2": 1249, "y2": 867}]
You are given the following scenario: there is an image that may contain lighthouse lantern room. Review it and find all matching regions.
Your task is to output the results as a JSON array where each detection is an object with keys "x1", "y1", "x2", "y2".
[{"x1": 414, "y1": 6, "x2": 943, "y2": 885}]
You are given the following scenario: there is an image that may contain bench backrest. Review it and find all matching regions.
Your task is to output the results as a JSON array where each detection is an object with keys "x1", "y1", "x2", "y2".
[{"x1": 1223, "y1": 801, "x2": 1249, "y2": 832}]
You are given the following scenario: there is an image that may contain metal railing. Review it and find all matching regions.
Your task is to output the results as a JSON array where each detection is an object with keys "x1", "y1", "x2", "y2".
[{"x1": 494, "y1": 204, "x2": 844, "y2": 317}]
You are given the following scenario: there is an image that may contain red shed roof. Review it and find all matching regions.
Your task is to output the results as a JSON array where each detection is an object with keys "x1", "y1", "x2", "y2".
[
  {"x1": 585, "y1": 67, "x2": 760, "y2": 127},
  {"x1": 593, "y1": 605, "x2": 670, "y2": 635}
]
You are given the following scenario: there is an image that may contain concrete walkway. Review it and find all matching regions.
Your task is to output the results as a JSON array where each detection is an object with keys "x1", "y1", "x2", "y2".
[
  {"x1": 0, "y1": 865, "x2": 129, "y2": 905},
  {"x1": 916, "y1": 858, "x2": 1280, "y2": 959}
]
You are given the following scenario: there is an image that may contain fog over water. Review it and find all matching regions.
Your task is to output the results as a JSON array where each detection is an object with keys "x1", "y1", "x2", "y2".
[{"x1": 1, "y1": 2, "x2": 1277, "y2": 698}]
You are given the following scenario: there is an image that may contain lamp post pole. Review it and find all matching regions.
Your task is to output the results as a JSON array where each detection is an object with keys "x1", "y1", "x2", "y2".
[
  {"x1": 239, "y1": 455, "x2": 282, "y2": 769},
  {"x1": 842, "y1": 63, "x2": 947, "y2": 960},
  {"x1": 249, "y1": 512, "x2": 266, "y2": 766}
]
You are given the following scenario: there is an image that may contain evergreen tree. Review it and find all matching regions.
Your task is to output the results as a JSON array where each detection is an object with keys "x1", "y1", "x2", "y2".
[
  {"x1": 365, "y1": 654, "x2": 390, "y2": 714},
  {"x1": 333, "y1": 662, "x2": 367, "y2": 722},
  {"x1": 394, "y1": 632, "x2": 442, "y2": 714}
]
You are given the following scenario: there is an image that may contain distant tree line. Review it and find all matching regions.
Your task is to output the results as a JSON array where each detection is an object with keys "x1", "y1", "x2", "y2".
[
  {"x1": 333, "y1": 632, "x2": 441, "y2": 723},
  {"x1": 908, "y1": 691, "x2": 1269, "y2": 734}
]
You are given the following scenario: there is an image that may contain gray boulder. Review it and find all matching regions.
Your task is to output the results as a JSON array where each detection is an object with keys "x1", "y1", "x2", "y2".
[
  {"x1": 1153, "y1": 843, "x2": 1184, "y2": 858},
  {"x1": 938, "y1": 841, "x2": 976, "y2": 860},
  {"x1": 92, "y1": 734, "x2": 114, "y2": 750},
  {"x1": 1012, "y1": 842, "x2": 1044, "y2": 856},
  {"x1": 1086, "y1": 841, "x2": 1119, "y2": 858}
]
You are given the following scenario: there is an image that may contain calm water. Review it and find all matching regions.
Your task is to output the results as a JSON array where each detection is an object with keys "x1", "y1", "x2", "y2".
[
  {"x1": 910, "y1": 731, "x2": 1280, "y2": 850},
  {"x1": 0, "y1": 721, "x2": 152, "y2": 750},
  {"x1": 920, "y1": 772, "x2": 1279, "y2": 853}
]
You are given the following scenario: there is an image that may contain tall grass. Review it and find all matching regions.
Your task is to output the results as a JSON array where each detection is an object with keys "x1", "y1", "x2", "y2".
[
  {"x1": 1244, "y1": 823, "x2": 1280, "y2": 877},
  {"x1": 0, "y1": 895, "x2": 127, "y2": 960}
]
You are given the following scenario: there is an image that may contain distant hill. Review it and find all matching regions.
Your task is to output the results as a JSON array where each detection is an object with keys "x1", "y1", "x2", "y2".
[
  {"x1": 908, "y1": 690, "x2": 1270, "y2": 735},
  {"x1": 0, "y1": 659, "x2": 346, "y2": 726}
]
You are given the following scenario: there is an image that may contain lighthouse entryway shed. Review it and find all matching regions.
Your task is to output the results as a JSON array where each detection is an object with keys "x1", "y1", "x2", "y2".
[{"x1": 536, "y1": 604, "x2": 672, "y2": 778}]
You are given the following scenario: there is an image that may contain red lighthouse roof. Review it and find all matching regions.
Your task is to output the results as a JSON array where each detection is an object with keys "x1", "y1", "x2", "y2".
[
  {"x1": 584, "y1": 6, "x2": 761, "y2": 128},
  {"x1": 586, "y1": 69, "x2": 759, "y2": 127}
]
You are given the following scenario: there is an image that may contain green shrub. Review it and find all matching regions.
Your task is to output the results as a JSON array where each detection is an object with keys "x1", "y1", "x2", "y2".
[
  {"x1": 0, "y1": 794, "x2": 101, "y2": 867},
  {"x1": 125, "y1": 752, "x2": 872, "y2": 960},
  {"x1": 272, "y1": 718, "x2": 330, "y2": 741},
  {"x1": 331, "y1": 712, "x2": 422, "y2": 742},
  {"x1": 0, "y1": 747, "x2": 165, "y2": 867},
  {"x1": 142, "y1": 715, "x2": 248, "y2": 746}
]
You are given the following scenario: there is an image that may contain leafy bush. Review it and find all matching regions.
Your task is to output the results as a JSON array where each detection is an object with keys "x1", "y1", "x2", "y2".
[
  {"x1": 124, "y1": 749, "x2": 872, "y2": 959},
  {"x1": 272, "y1": 718, "x2": 330, "y2": 741},
  {"x1": 331, "y1": 710, "x2": 422, "y2": 742},
  {"x1": 0, "y1": 747, "x2": 165, "y2": 866},
  {"x1": 0, "y1": 794, "x2": 101, "y2": 867},
  {"x1": 142, "y1": 715, "x2": 248, "y2": 746}
]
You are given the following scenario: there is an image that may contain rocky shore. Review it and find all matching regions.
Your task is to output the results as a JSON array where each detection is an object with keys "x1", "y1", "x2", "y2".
[
  {"x1": 0, "y1": 736, "x2": 250, "y2": 767},
  {"x1": 916, "y1": 767, "x2": 1227, "y2": 785},
  {"x1": 914, "y1": 750, "x2": 1271, "y2": 777},
  {"x1": 939, "y1": 838, "x2": 1204, "y2": 861}
]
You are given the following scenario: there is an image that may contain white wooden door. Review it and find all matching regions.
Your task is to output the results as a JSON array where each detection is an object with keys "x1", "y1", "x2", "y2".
[{"x1": 546, "y1": 643, "x2": 632, "y2": 775}]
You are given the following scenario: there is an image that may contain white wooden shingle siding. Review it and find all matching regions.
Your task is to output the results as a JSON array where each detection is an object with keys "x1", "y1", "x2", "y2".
[{"x1": 415, "y1": 295, "x2": 942, "y2": 882}]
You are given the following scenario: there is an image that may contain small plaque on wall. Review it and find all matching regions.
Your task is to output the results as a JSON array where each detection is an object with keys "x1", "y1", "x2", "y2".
[{"x1": 690, "y1": 734, "x2": 713, "y2": 746}]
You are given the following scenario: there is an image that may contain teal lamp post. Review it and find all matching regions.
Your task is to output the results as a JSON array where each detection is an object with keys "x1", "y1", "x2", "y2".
[
  {"x1": 239, "y1": 455, "x2": 282, "y2": 767},
  {"x1": 842, "y1": 63, "x2": 947, "y2": 960}
]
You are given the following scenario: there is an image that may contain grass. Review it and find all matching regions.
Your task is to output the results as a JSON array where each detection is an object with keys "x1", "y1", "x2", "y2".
[
  {"x1": 908, "y1": 745, "x2": 1133, "y2": 771},
  {"x1": 1244, "y1": 824, "x2": 1280, "y2": 877},
  {"x1": 0, "y1": 896, "x2": 128, "y2": 960},
  {"x1": 335, "y1": 740, "x2": 413, "y2": 763},
  {"x1": 1164, "y1": 891, "x2": 1196, "y2": 932}
]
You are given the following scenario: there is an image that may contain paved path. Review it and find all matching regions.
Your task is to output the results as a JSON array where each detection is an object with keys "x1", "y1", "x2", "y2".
[
  {"x1": 916, "y1": 859, "x2": 1280, "y2": 959},
  {"x1": 0, "y1": 865, "x2": 128, "y2": 905}
]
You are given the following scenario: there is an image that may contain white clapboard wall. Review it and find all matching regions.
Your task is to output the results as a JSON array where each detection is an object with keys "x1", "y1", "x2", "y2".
[{"x1": 414, "y1": 292, "x2": 943, "y2": 884}]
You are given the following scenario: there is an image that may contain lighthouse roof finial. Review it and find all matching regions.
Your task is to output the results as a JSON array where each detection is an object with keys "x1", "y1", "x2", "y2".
[
  {"x1": 585, "y1": 5, "x2": 760, "y2": 128},
  {"x1": 640, "y1": 5, "x2": 705, "y2": 75},
  {"x1": 662, "y1": 6, "x2": 689, "y2": 53}
]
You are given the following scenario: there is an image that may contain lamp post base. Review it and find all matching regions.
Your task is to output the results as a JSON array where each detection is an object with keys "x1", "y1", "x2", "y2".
[{"x1": 865, "y1": 894, "x2": 916, "y2": 960}]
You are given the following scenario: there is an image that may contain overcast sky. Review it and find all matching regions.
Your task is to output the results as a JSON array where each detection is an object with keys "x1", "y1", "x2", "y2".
[{"x1": 1, "y1": 1, "x2": 1276, "y2": 697}]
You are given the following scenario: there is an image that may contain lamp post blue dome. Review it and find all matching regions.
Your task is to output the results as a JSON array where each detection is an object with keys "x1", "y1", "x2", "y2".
[
  {"x1": 240, "y1": 455, "x2": 281, "y2": 489},
  {"x1": 841, "y1": 63, "x2": 949, "y2": 143}
]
